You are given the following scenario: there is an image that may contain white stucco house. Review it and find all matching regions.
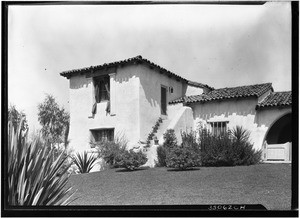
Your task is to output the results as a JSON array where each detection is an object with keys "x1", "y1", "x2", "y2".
[{"x1": 60, "y1": 55, "x2": 292, "y2": 166}]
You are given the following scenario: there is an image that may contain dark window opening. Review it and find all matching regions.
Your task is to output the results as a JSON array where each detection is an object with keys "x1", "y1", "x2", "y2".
[
  {"x1": 91, "y1": 129, "x2": 114, "y2": 143},
  {"x1": 94, "y1": 76, "x2": 110, "y2": 103}
]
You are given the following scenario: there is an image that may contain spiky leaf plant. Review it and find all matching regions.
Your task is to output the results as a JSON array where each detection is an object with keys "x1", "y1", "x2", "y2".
[
  {"x1": 7, "y1": 118, "x2": 74, "y2": 205},
  {"x1": 73, "y1": 151, "x2": 98, "y2": 173},
  {"x1": 231, "y1": 125, "x2": 251, "y2": 143}
]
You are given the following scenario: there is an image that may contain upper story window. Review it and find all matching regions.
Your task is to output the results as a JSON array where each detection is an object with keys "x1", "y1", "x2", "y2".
[
  {"x1": 94, "y1": 75, "x2": 110, "y2": 102},
  {"x1": 208, "y1": 121, "x2": 229, "y2": 136}
]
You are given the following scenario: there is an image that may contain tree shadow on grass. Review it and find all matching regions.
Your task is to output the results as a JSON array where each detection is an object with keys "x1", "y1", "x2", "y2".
[
  {"x1": 115, "y1": 167, "x2": 150, "y2": 173},
  {"x1": 167, "y1": 168, "x2": 200, "y2": 172}
]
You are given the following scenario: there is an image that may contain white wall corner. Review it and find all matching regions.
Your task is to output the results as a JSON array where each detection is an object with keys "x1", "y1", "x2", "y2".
[{"x1": 109, "y1": 73, "x2": 117, "y2": 116}]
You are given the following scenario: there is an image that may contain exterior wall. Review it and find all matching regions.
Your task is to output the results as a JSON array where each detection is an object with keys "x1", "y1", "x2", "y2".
[
  {"x1": 68, "y1": 64, "x2": 188, "y2": 152},
  {"x1": 138, "y1": 64, "x2": 185, "y2": 141},
  {"x1": 256, "y1": 107, "x2": 292, "y2": 144},
  {"x1": 158, "y1": 106, "x2": 194, "y2": 145},
  {"x1": 68, "y1": 65, "x2": 140, "y2": 152},
  {"x1": 191, "y1": 97, "x2": 262, "y2": 150},
  {"x1": 185, "y1": 85, "x2": 204, "y2": 96},
  {"x1": 191, "y1": 97, "x2": 292, "y2": 151}
]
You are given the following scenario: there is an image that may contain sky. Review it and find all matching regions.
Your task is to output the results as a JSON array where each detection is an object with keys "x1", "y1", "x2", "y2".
[{"x1": 8, "y1": 2, "x2": 292, "y2": 132}]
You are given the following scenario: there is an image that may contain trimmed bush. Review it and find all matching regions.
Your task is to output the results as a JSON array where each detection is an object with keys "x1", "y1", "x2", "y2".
[
  {"x1": 199, "y1": 126, "x2": 261, "y2": 166},
  {"x1": 114, "y1": 149, "x2": 148, "y2": 170},
  {"x1": 155, "y1": 129, "x2": 179, "y2": 167},
  {"x1": 156, "y1": 145, "x2": 167, "y2": 167},
  {"x1": 165, "y1": 146, "x2": 201, "y2": 170},
  {"x1": 163, "y1": 129, "x2": 178, "y2": 150},
  {"x1": 8, "y1": 118, "x2": 74, "y2": 205}
]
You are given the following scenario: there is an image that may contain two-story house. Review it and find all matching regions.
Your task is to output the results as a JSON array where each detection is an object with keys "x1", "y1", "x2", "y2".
[{"x1": 60, "y1": 55, "x2": 292, "y2": 165}]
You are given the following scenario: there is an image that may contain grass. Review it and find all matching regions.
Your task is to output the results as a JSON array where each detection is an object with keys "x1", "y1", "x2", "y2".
[{"x1": 68, "y1": 163, "x2": 291, "y2": 210}]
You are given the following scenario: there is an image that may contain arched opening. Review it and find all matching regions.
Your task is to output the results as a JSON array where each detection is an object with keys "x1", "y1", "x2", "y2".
[
  {"x1": 263, "y1": 113, "x2": 292, "y2": 162},
  {"x1": 265, "y1": 113, "x2": 291, "y2": 144}
]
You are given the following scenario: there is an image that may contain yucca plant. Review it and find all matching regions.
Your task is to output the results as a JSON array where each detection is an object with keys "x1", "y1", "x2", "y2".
[
  {"x1": 73, "y1": 151, "x2": 98, "y2": 173},
  {"x1": 8, "y1": 118, "x2": 74, "y2": 205},
  {"x1": 231, "y1": 125, "x2": 251, "y2": 143}
]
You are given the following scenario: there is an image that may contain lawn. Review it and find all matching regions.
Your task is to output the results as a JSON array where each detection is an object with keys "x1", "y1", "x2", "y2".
[{"x1": 68, "y1": 163, "x2": 291, "y2": 210}]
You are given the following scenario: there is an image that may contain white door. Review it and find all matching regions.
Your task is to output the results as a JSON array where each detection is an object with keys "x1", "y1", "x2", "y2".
[{"x1": 266, "y1": 142, "x2": 291, "y2": 161}]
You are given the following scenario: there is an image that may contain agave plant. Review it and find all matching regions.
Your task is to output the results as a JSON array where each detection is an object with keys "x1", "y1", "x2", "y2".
[
  {"x1": 73, "y1": 151, "x2": 98, "y2": 173},
  {"x1": 7, "y1": 118, "x2": 74, "y2": 205}
]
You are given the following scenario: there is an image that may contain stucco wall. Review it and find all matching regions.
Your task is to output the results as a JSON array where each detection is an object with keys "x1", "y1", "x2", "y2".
[
  {"x1": 68, "y1": 65, "x2": 140, "y2": 152},
  {"x1": 191, "y1": 97, "x2": 262, "y2": 150},
  {"x1": 185, "y1": 85, "x2": 204, "y2": 96},
  {"x1": 158, "y1": 106, "x2": 194, "y2": 145},
  {"x1": 191, "y1": 97, "x2": 292, "y2": 150},
  {"x1": 256, "y1": 107, "x2": 291, "y2": 144},
  {"x1": 138, "y1": 64, "x2": 186, "y2": 141}
]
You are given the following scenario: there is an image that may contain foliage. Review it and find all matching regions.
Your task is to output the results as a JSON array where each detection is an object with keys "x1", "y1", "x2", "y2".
[
  {"x1": 155, "y1": 129, "x2": 179, "y2": 167},
  {"x1": 162, "y1": 129, "x2": 178, "y2": 150},
  {"x1": 181, "y1": 130, "x2": 200, "y2": 152},
  {"x1": 8, "y1": 104, "x2": 28, "y2": 132},
  {"x1": 114, "y1": 149, "x2": 148, "y2": 170},
  {"x1": 156, "y1": 145, "x2": 167, "y2": 167},
  {"x1": 165, "y1": 130, "x2": 201, "y2": 170},
  {"x1": 146, "y1": 117, "x2": 163, "y2": 146},
  {"x1": 93, "y1": 134, "x2": 128, "y2": 167},
  {"x1": 73, "y1": 151, "x2": 98, "y2": 174},
  {"x1": 199, "y1": 126, "x2": 261, "y2": 166},
  {"x1": 231, "y1": 125, "x2": 251, "y2": 143},
  {"x1": 7, "y1": 118, "x2": 74, "y2": 205},
  {"x1": 37, "y1": 94, "x2": 70, "y2": 147},
  {"x1": 165, "y1": 146, "x2": 201, "y2": 170}
]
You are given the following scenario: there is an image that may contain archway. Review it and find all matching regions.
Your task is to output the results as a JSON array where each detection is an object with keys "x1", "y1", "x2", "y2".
[{"x1": 263, "y1": 113, "x2": 292, "y2": 162}]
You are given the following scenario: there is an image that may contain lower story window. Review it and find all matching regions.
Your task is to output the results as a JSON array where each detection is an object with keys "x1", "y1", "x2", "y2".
[
  {"x1": 208, "y1": 121, "x2": 228, "y2": 136},
  {"x1": 91, "y1": 128, "x2": 114, "y2": 142}
]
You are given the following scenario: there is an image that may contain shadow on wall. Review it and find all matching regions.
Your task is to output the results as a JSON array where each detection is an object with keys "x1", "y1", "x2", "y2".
[
  {"x1": 70, "y1": 75, "x2": 92, "y2": 89},
  {"x1": 138, "y1": 67, "x2": 163, "y2": 109},
  {"x1": 191, "y1": 97, "x2": 257, "y2": 122}
]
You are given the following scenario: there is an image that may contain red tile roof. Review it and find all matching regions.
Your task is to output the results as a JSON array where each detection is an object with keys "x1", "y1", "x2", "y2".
[
  {"x1": 256, "y1": 91, "x2": 292, "y2": 109},
  {"x1": 60, "y1": 55, "x2": 212, "y2": 88},
  {"x1": 60, "y1": 56, "x2": 185, "y2": 80},
  {"x1": 169, "y1": 83, "x2": 273, "y2": 104}
]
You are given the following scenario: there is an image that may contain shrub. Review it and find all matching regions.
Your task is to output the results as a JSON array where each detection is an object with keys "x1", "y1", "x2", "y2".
[
  {"x1": 156, "y1": 145, "x2": 167, "y2": 167},
  {"x1": 7, "y1": 119, "x2": 74, "y2": 205},
  {"x1": 114, "y1": 149, "x2": 148, "y2": 170},
  {"x1": 163, "y1": 129, "x2": 178, "y2": 150},
  {"x1": 165, "y1": 130, "x2": 201, "y2": 170},
  {"x1": 181, "y1": 130, "x2": 200, "y2": 152},
  {"x1": 155, "y1": 129, "x2": 179, "y2": 167},
  {"x1": 199, "y1": 126, "x2": 261, "y2": 166},
  {"x1": 165, "y1": 146, "x2": 201, "y2": 170},
  {"x1": 73, "y1": 151, "x2": 98, "y2": 173},
  {"x1": 93, "y1": 134, "x2": 127, "y2": 168}
]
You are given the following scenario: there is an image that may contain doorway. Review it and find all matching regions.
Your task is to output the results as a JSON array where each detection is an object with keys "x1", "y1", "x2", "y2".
[{"x1": 161, "y1": 86, "x2": 167, "y2": 115}]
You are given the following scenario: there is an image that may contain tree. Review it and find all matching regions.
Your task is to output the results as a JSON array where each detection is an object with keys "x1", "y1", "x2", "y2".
[
  {"x1": 37, "y1": 94, "x2": 69, "y2": 147},
  {"x1": 8, "y1": 104, "x2": 28, "y2": 132}
]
